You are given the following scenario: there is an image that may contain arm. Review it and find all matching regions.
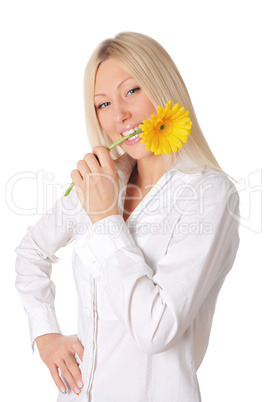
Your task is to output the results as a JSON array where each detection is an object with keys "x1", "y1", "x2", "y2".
[
  {"x1": 15, "y1": 194, "x2": 75, "y2": 346},
  {"x1": 15, "y1": 191, "x2": 85, "y2": 395}
]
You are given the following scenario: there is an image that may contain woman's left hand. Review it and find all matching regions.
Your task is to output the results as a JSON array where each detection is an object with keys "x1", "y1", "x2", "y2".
[{"x1": 71, "y1": 146, "x2": 120, "y2": 224}]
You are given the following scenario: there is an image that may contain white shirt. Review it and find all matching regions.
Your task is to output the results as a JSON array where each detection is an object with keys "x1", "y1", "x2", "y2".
[{"x1": 15, "y1": 153, "x2": 240, "y2": 402}]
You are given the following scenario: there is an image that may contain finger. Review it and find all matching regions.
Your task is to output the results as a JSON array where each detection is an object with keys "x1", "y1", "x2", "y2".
[
  {"x1": 93, "y1": 146, "x2": 116, "y2": 171},
  {"x1": 84, "y1": 152, "x2": 102, "y2": 172},
  {"x1": 65, "y1": 356, "x2": 83, "y2": 390},
  {"x1": 71, "y1": 169, "x2": 83, "y2": 186},
  {"x1": 71, "y1": 170, "x2": 87, "y2": 201},
  {"x1": 59, "y1": 360, "x2": 82, "y2": 396},
  {"x1": 49, "y1": 363, "x2": 67, "y2": 395},
  {"x1": 77, "y1": 160, "x2": 91, "y2": 178}
]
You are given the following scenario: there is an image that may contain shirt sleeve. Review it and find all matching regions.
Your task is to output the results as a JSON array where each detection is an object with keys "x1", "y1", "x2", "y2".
[
  {"x1": 78, "y1": 173, "x2": 240, "y2": 354},
  {"x1": 15, "y1": 191, "x2": 80, "y2": 350}
]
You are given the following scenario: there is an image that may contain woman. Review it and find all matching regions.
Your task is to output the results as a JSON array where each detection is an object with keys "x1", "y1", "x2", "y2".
[{"x1": 15, "y1": 32, "x2": 240, "y2": 401}]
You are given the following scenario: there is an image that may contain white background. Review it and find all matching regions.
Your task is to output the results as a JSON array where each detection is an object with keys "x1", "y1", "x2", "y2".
[{"x1": 1, "y1": 0, "x2": 266, "y2": 400}]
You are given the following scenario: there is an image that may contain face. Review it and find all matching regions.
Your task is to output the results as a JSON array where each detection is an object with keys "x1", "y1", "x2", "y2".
[{"x1": 94, "y1": 58, "x2": 157, "y2": 160}]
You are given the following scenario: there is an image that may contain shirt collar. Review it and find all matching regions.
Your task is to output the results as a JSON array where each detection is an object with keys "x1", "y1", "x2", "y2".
[{"x1": 113, "y1": 150, "x2": 205, "y2": 188}]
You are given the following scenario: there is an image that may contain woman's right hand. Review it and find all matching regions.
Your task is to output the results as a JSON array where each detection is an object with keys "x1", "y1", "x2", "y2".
[{"x1": 35, "y1": 333, "x2": 84, "y2": 395}]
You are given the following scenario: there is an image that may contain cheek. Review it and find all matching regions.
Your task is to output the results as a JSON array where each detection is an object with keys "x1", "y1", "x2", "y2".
[
  {"x1": 97, "y1": 113, "x2": 111, "y2": 132},
  {"x1": 139, "y1": 97, "x2": 157, "y2": 116},
  {"x1": 99, "y1": 116, "x2": 117, "y2": 141}
]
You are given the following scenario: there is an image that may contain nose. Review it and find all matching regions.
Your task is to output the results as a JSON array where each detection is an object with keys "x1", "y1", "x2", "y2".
[{"x1": 113, "y1": 99, "x2": 131, "y2": 123}]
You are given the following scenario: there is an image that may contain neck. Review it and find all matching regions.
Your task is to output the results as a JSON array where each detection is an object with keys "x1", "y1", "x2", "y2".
[{"x1": 132, "y1": 155, "x2": 168, "y2": 189}]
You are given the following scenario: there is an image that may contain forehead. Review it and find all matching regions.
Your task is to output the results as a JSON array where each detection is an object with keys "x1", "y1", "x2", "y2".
[{"x1": 94, "y1": 59, "x2": 133, "y2": 92}]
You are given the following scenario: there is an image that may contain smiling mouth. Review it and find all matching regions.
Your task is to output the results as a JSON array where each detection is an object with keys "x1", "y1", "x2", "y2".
[{"x1": 121, "y1": 127, "x2": 141, "y2": 141}]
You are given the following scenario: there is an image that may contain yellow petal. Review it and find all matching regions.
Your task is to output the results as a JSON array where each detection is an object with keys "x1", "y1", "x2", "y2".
[{"x1": 139, "y1": 100, "x2": 192, "y2": 156}]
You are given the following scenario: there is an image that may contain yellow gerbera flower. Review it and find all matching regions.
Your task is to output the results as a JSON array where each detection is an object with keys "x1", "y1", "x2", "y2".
[
  {"x1": 64, "y1": 100, "x2": 192, "y2": 196},
  {"x1": 139, "y1": 100, "x2": 192, "y2": 155}
]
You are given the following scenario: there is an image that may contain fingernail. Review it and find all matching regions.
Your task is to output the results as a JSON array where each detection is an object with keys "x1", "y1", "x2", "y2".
[
  {"x1": 77, "y1": 380, "x2": 84, "y2": 389},
  {"x1": 74, "y1": 386, "x2": 81, "y2": 395},
  {"x1": 60, "y1": 386, "x2": 66, "y2": 394}
]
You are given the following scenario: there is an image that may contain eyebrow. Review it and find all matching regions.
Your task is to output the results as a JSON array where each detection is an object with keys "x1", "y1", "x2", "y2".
[{"x1": 94, "y1": 77, "x2": 133, "y2": 97}]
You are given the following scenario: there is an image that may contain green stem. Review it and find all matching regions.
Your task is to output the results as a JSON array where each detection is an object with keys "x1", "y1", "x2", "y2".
[
  {"x1": 107, "y1": 128, "x2": 142, "y2": 150},
  {"x1": 64, "y1": 181, "x2": 74, "y2": 197},
  {"x1": 64, "y1": 128, "x2": 142, "y2": 196}
]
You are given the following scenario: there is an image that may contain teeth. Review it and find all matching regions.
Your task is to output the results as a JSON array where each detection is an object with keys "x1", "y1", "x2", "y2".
[
  {"x1": 122, "y1": 127, "x2": 140, "y2": 137},
  {"x1": 127, "y1": 133, "x2": 139, "y2": 141},
  {"x1": 122, "y1": 129, "x2": 135, "y2": 137}
]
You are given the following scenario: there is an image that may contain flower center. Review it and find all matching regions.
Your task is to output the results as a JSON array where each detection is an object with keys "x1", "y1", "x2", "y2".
[{"x1": 160, "y1": 123, "x2": 166, "y2": 130}]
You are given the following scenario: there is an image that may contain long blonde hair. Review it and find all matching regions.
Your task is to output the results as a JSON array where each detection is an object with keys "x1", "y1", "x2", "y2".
[{"x1": 84, "y1": 31, "x2": 223, "y2": 174}]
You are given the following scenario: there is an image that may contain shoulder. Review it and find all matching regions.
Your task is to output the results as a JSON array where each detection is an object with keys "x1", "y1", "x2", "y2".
[
  {"x1": 169, "y1": 168, "x2": 239, "y2": 215},
  {"x1": 170, "y1": 167, "x2": 238, "y2": 193}
]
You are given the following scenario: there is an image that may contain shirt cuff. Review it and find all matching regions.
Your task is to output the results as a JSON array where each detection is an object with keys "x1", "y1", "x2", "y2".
[
  {"x1": 28, "y1": 305, "x2": 62, "y2": 352},
  {"x1": 84, "y1": 214, "x2": 136, "y2": 265}
]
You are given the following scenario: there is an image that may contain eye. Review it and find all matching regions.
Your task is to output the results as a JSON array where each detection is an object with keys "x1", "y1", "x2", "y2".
[
  {"x1": 97, "y1": 101, "x2": 110, "y2": 110},
  {"x1": 127, "y1": 87, "x2": 140, "y2": 96}
]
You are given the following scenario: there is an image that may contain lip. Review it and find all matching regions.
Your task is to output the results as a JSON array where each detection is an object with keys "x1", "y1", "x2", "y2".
[
  {"x1": 119, "y1": 122, "x2": 143, "y2": 136},
  {"x1": 123, "y1": 134, "x2": 142, "y2": 146}
]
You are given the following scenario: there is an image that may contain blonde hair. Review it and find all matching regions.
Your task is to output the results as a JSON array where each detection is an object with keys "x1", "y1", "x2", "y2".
[{"x1": 84, "y1": 31, "x2": 224, "y2": 174}]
